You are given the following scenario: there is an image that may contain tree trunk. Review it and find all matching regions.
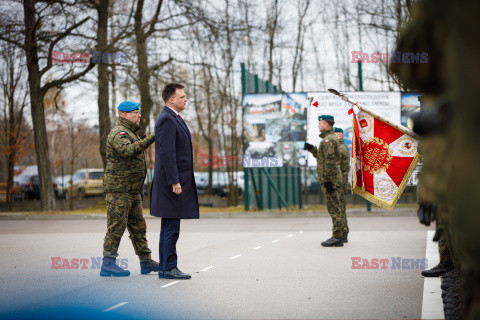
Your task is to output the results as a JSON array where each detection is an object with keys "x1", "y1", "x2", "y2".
[
  {"x1": 6, "y1": 152, "x2": 15, "y2": 210},
  {"x1": 134, "y1": 0, "x2": 155, "y2": 135},
  {"x1": 69, "y1": 125, "x2": 74, "y2": 210},
  {"x1": 96, "y1": 0, "x2": 111, "y2": 168},
  {"x1": 207, "y1": 138, "x2": 213, "y2": 195},
  {"x1": 5, "y1": 67, "x2": 16, "y2": 209},
  {"x1": 23, "y1": 0, "x2": 55, "y2": 211}
]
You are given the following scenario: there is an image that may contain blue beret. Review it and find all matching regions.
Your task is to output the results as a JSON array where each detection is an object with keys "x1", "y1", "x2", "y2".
[
  {"x1": 318, "y1": 115, "x2": 334, "y2": 122},
  {"x1": 117, "y1": 101, "x2": 140, "y2": 112},
  {"x1": 334, "y1": 127, "x2": 343, "y2": 133}
]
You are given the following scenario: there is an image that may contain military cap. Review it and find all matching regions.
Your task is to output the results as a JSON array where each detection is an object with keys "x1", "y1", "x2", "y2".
[
  {"x1": 318, "y1": 115, "x2": 334, "y2": 122},
  {"x1": 117, "y1": 101, "x2": 140, "y2": 112},
  {"x1": 334, "y1": 127, "x2": 343, "y2": 133}
]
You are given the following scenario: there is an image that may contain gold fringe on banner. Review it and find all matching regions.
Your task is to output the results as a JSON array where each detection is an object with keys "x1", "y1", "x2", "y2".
[{"x1": 349, "y1": 109, "x2": 420, "y2": 211}]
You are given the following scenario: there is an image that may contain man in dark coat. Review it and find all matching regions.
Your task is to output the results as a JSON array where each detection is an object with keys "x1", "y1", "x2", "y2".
[{"x1": 151, "y1": 83, "x2": 199, "y2": 280}]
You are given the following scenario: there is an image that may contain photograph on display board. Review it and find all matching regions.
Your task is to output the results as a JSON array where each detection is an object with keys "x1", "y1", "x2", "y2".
[
  {"x1": 244, "y1": 118, "x2": 266, "y2": 142},
  {"x1": 401, "y1": 93, "x2": 421, "y2": 127},
  {"x1": 274, "y1": 142, "x2": 302, "y2": 167},
  {"x1": 242, "y1": 93, "x2": 308, "y2": 167},
  {"x1": 265, "y1": 118, "x2": 307, "y2": 142},
  {"x1": 242, "y1": 93, "x2": 282, "y2": 116},
  {"x1": 281, "y1": 93, "x2": 308, "y2": 118}
]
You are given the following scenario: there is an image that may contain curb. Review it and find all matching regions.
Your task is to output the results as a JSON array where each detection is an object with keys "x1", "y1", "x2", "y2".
[{"x1": 0, "y1": 208, "x2": 416, "y2": 220}]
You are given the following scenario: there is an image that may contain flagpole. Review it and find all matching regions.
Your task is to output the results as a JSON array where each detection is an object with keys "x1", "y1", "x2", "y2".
[{"x1": 327, "y1": 88, "x2": 419, "y2": 139}]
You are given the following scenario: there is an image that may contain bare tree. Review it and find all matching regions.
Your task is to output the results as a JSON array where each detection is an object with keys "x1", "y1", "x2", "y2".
[
  {"x1": 0, "y1": 0, "x2": 96, "y2": 211},
  {"x1": 266, "y1": 0, "x2": 281, "y2": 84},
  {"x1": 291, "y1": 0, "x2": 311, "y2": 92},
  {"x1": 0, "y1": 42, "x2": 29, "y2": 208}
]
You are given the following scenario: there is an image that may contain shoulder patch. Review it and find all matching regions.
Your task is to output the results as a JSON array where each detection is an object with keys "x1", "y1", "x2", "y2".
[
  {"x1": 325, "y1": 140, "x2": 329, "y2": 143},
  {"x1": 119, "y1": 132, "x2": 126, "y2": 135}
]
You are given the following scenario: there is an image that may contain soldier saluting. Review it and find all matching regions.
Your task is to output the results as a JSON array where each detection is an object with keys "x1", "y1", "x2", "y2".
[
  {"x1": 100, "y1": 101, "x2": 159, "y2": 276},
  {"x1": 304, "y1": 115, "x2": 345, "y2": 247}
]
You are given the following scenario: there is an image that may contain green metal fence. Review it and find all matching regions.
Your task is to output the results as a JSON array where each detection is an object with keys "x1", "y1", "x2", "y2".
[
  {"x1": 241, "y1": 63, "x2": 278, "y2": 94},
  {"x1": 244, "y1": 167, "x2": 302, "y2": 211}
]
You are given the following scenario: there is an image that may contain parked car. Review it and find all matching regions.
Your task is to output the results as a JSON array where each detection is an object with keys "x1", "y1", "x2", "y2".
[
  {"x1": 67, "y1": 169, "x2": 104, "y2": 198},
  {"x1": 14, "y1": 173, "x2": 59, "y2": 200},
  {"x1": 202, "y1": 172, "x2": 244, "y2": 197},
  {"x1": 55, "y1": 175, "x2": 71, "y2": 199},
  {"x1": 194, "y1": 172, "x2": 208, "y2": 195}
]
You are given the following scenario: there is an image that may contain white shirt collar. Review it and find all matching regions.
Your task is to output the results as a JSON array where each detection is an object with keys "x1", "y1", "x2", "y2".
[{"x1": 166, "y1": 105, "x2": 179, "y2": 116}]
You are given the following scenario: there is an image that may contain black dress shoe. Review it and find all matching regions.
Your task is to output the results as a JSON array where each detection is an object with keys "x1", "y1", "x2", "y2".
[
  {"x1": 158, "y1": 271, "x2": 165, "y2": 279},
  {"x1": 163, "y1": 267, "x2": 191, "y2": 279},
  {"x1": 321, "y1": 237, "x2": 343, "y2": 247},
  {"x1": 421, "y1": 263, "x2": 452, "y2": 277}
]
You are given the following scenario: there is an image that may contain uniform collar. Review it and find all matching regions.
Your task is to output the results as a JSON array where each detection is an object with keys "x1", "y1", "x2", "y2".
[
  {"x1": 118, "y1": 116, "x2": 140, "y2": 132},
  {"x1": 319, "y1": 128, "x2": 334, "y2": 139}
]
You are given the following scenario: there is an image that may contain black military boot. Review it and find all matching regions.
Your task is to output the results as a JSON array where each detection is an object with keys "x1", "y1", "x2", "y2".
[
  {"x1": 140, "y1": 259, "x2": 159, "y2": 274},
  {"x1": 100, "y1": 257, "x2": 130, "y2": 277},
  {"x1": 421, "y1": 263, "x2": 453, "y2": 277},
  {"x1": 343, "y1": 235, "x2": 348, "y2": 243},
  {"x1": 321, "y1": 237, "x2": 343, "y2": 247}
]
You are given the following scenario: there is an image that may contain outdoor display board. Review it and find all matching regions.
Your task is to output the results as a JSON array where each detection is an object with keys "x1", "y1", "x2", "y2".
[
  {"x1": 306, "y1": 91, "x2": 402, "y2": 167},
  {"x1": 241, "y1": 91, "x2": 411, "y2": 170},
  {"x1": 242, "y1": 93, "x2": 309, "y2": 167}
]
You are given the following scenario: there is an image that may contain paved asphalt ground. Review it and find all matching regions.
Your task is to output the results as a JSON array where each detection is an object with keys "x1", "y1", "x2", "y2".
[{"x1": 0, "y1": 212, "x2": 443, "y2": 319}]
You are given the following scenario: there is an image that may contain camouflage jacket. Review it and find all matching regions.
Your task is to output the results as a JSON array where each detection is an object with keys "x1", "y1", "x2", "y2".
[
  {"x1": 103, "y1": 117, "x2": 155, "y2": 193},
  {"x1": 338, "y1": 138, "x2": 350, "y2": 186},
  {"x1": 308, "y1": 128, "x2": 342, "y2": 186}
]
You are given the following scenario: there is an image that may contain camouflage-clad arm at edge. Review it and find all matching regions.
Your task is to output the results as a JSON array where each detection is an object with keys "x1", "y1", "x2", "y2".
[
  {"x1": 308, "y1": 146, "x2": 319, "y2": 158},
  {"x1": 322, "y1": 139, "x2": 340, "y2": 183},
  {"x1": 111, "y1": 133, "x2": 155, "y2": 158}
]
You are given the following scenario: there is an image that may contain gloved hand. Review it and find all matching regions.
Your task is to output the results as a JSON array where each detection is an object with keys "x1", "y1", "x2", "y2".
[
  {"x1": 417, "y1": 204, "x2": 436, "y2": 226},
  {"x1": 304, "y1": 142, "x2": 314, "y2": 151},
  {"x1": 324, "y1": 181, "x2": 334, "y2": 194}
]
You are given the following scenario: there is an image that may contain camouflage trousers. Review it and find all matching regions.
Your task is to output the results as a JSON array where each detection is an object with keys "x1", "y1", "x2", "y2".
[
  {"x1": 338, "y1": 181, "x2": 349, "y2": 237},
  {"x1": 437, "y1": 203, "x2": 454, "y2": 268},
  {"x1": 103, "y1": 192, "x2": 152, "y2": 262},
  {"x1": 322, "y1": 186, "x2": 345, "y2": 238}
]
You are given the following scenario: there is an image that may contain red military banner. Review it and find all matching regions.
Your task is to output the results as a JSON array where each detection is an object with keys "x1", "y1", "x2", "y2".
[{"x1": 350, "y1": 105, "x2": 419, "y2": 210}]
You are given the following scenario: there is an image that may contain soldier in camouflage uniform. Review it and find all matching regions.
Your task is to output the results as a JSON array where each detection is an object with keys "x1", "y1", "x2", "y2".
[
  {"x1": 100, "y1": 101, "x2": 159, "y2": 277},
  {"x1": 304, "y1": 115, "x2": 344, "y2": 247},
  {"x1": 414, "y1": 95, "x2": 454, "y2": 278},
  {"x1": 390, "y1": 1, "x2": 474, "y2": 317},
  {"x1": 334, "y1": 127, "x2": 350, "y2": 243}
]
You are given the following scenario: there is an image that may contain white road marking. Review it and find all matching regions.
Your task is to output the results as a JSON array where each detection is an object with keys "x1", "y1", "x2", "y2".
[
  {"x1": 253, "y1": 246, "x2": 263, "y2": 250},
  {"x1": 287, "y1": 234, "x2": 293, "y2": 238},
  {"x1": 102, "y1": 302, "x2": 128, "y2": 312},
  {"x1": 421, "y1": 230, "x2": 444, "y2": 319},
  {"x1": 201, "y1": 266, "x2": 214, "y2": 272},
  {"x1": 162, "y1": 281, "x2": 179, "y2": 288},
  {"x1": 272, "y1": 239, "x2": 280, "y2": 243},
  {"x1": 230, "y1": 254, "x2": 241, "y2": 260}
]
